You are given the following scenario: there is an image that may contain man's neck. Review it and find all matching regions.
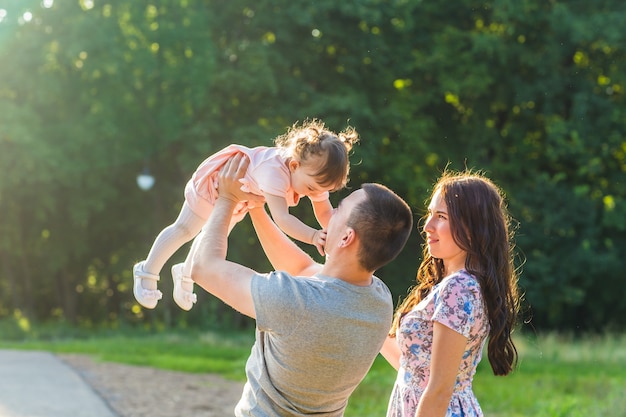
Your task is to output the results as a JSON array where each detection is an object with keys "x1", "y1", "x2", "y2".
[{"x1": 320, "y1": 260, "x2": 373, "y2": 287}]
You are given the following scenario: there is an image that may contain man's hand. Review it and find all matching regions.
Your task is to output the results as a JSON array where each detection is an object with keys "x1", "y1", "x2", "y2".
[{"x1": 218, "y1": 153, "x2": 265, "y2": 206}]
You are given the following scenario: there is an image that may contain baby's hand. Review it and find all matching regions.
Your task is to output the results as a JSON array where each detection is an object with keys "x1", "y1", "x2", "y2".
[{"x1": 312, "y1": 229, "x2": 327, "y2": 257}]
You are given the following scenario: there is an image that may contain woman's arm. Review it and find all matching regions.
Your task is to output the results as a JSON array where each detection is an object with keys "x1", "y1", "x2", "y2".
[
  {"x1": 264, "y1": 193, "x2": 325, "y2": 255},
  {"x1": 415, "y1": 322, "x2": 467, "y2": 417},
  {"x1": 380, "y1": 335, "x2": 401, "y2": 371},
  {"x1": 248, "y1": 206, "x2": 322, "y2": 277}
]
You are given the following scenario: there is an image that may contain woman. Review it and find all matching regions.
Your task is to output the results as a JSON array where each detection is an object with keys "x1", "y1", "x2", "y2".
[{"x1": 381, "y1": 170, "x2": 521, "y2": 417}]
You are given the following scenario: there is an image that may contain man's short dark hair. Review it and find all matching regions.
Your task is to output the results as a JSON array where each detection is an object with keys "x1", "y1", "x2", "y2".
[{"x1": 347, "y1": 183, "x2": 413, "y2": 271}]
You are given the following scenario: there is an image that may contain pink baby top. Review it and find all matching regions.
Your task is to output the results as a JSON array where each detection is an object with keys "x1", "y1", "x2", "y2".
[
  {"x1": 184, "y1": 144, "x2": 329, "y2": 221},
  {"x1": 387, "y1": 270, "x2": 489, "y2": 417}
]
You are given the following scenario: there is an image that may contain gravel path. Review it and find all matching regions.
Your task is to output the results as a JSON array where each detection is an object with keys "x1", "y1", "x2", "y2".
[{"x1": 59, "y1": 353, "x2": 244, "y2": 417}]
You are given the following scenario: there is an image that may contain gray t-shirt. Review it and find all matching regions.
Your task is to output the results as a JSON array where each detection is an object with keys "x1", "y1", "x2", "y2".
[{"x1": 234, "y1": 271, "x2": 393, "y2": 417}]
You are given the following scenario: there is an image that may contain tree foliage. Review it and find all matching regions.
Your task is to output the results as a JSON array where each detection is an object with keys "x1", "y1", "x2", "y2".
[{"x1": 0, "y1": 0, "x2": 624, "y2": 331}]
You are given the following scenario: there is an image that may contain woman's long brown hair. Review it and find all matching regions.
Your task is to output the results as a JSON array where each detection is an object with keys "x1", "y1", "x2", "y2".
[{"x1": 390, "y1": 170, "x2": 520, "y2": 376}]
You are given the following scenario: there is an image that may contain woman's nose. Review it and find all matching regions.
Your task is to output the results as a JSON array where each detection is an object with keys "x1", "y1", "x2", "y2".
[{"x1": 423, "y1": 216, "x2": 433, "y2": 233}]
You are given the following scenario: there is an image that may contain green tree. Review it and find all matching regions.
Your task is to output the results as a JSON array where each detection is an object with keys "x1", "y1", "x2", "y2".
[
  {"x1": 1, "y1": 0, "x2": 624, "y2": 332},
  {"x1": 376, "y1": 0, "x2": 626, "y2": 330}
]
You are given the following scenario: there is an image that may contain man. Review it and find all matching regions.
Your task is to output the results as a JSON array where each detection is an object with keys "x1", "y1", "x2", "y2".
[{"x1": 191, "y1": 154, "x2": 413, "y2": 416}]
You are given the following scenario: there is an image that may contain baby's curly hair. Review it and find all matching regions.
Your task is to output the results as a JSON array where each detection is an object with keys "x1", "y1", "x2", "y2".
[{"x1": 274, "y1": 119, "x2": 359, "y2": 191}]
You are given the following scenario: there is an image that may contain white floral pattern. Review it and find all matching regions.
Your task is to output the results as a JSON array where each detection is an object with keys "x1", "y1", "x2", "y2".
[{"x1": 387, "y1": 270, "x2": 489, "y2": 417}]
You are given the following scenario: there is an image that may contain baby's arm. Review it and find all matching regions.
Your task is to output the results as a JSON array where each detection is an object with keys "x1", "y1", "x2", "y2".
[
  {"x1": 311, "y1": 198, "x2": 333, "y2": 229},
  {"x1": 264, "y1": 193, "x2": 326, "y2": 256},
  {"x1": 249, "y1": 206, "x2": 322, "y2": 277}
]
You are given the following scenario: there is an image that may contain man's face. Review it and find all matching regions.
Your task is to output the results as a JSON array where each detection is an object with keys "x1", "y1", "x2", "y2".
[{"x1": 324, "y1": 189, "x2": 365, "y2": 256}]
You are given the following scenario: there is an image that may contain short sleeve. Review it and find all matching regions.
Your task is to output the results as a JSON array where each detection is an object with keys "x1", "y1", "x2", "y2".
[
  {"x1": 308, "y1": 191, "x2": 330, "y2": 202},
  {"x1": 251, "y1": 271, "x2": 307, "y2": 335},
  {"x1": 251, "y1": 154, "x2": 291, "y2": 198},
  {"x1": 432, "y1": 274, "x2": 481, "y2": 338}
]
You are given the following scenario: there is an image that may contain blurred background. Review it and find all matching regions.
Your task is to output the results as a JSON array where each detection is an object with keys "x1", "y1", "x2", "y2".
[{"x1": 0, "y1": 0, "x2": 624, "y2": 335}]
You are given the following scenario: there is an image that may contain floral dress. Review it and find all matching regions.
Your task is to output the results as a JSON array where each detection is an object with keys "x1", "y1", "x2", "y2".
[{"x1": 386, "y1": 270, "x2": 489, "y2": 417}]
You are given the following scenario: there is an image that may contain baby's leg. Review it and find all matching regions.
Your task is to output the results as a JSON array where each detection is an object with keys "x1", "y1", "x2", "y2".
[
  {"x1": 171, "y1": 210, "x2": 239, "y2": 310},
  {"x1": 179, "y1": 215, "x2": 239, "y2": 277},
  {"x1": 134, "y1": 202, "x2": 208, "y2": 309},
  {"x1": 143, "y1": 202, "x2": 207, "y2": 278}
]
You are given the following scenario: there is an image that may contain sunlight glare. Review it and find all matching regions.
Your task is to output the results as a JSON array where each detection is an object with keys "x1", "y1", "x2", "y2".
[
  {"x1": 42, "y1": 0, "x2": 54, "y2": 9},
  {"x1": 80, "y1": 0, "x2": 95, "y2": 10},
  {"x1": 0, "y1": 9, "x2": 6, "y2": 23}
]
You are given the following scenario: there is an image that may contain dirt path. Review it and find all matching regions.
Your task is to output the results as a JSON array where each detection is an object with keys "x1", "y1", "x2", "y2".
[{"x1": 59, "y1": 353, "x2": 244, "y2": 417}]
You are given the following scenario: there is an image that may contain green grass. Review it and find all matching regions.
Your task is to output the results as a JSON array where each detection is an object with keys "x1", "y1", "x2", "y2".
[
  {"x1": 471, "y1": 333, "x2": 626, "y2": 417},
  {"x1": 0, "y1": 325, "x2": 255, "y2": 381},
  {"x1": 349, "y1": 332, "x2": 626, "y2": 417},
  {"x1": 1, "y1": 324, "x2": 625, "y2": 417}
]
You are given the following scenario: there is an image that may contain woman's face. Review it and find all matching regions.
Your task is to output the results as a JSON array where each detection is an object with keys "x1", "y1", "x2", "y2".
[{"x1": 424, "y1": 188, "x2": 467, "y2": 275}]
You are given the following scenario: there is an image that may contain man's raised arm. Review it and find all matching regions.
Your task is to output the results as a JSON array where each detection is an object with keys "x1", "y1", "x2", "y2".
[{"x1": 190, "y1": 154, "x2": 264, "y2": 318}]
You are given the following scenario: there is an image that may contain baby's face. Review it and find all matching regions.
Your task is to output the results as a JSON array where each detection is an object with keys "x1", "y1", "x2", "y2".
[
  {"x1": 289, "y1": 157, "x2": 334, "y2": 197},
  {"x1": 290, "y1": 166, "x2": 329, "y2": 197}
]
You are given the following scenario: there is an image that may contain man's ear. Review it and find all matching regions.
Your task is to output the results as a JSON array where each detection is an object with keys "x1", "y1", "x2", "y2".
[{"x1": 339, "y1": 227, "x2": 356, "y2": 247}]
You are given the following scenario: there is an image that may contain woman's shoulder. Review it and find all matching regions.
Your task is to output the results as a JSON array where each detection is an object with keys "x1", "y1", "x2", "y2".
[{"x1": 440, "y1": 270, "x2": 481, "y2": 293}]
